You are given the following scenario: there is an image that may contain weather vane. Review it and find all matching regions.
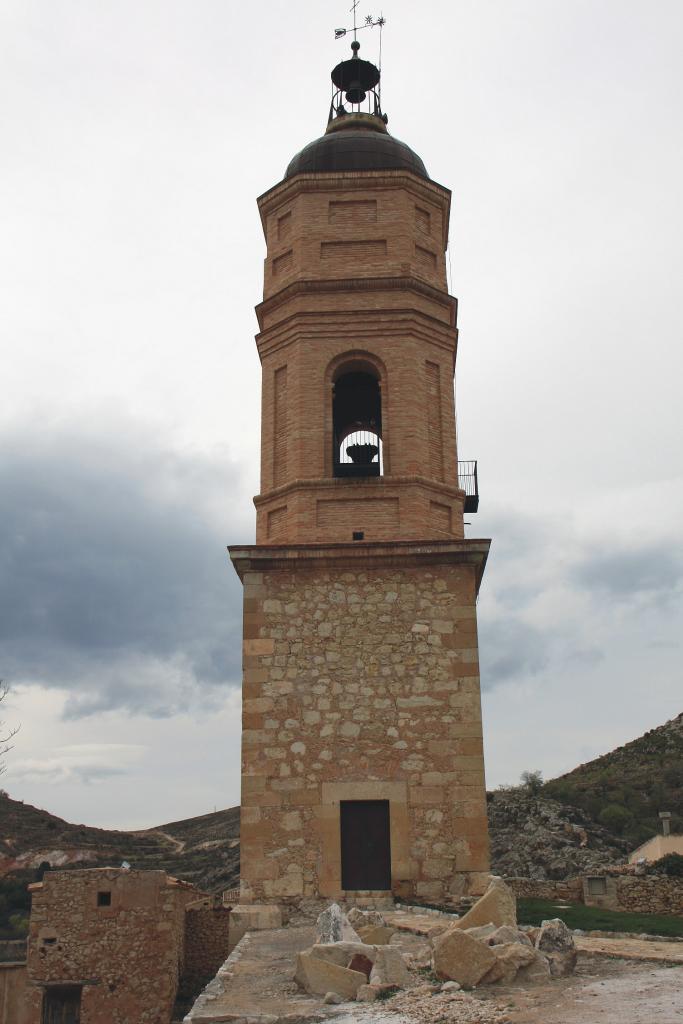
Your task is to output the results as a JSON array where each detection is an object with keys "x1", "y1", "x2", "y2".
[{"x1": 334, "y1": 3, "x2": 386, "y2": 42}]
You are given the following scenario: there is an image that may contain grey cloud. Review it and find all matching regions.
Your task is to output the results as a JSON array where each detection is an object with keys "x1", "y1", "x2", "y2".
[
  {"x1": 573, "y1": 542, "x2": 683, "y2": 602},
  {"x1": 0, "y1": 420, "x2": 251, "y2": 717},
  {"x1": 478, "y1": 618, "x2": 552, "y2": 687}
]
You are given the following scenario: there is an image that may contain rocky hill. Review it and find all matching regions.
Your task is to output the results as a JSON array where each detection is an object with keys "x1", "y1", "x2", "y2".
[{"x1": 542, "y1": 712, "x2": 683, "y2": 846}]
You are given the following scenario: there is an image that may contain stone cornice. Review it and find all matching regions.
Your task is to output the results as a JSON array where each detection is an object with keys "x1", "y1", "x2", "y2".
[
  {"x1": 229, "y1": 538, "x2": 490, "y2": 593},
  {"x1": 255, "y1": 275, "x2": 458, "y2": 332},
  {"x1": 253, "y1": 474, "x2": 467, "y2": 507}
]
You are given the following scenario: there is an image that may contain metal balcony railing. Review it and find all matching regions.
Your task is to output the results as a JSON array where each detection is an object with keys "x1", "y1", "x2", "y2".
[{"x1": 458, "y1": 460, "x2": 479, "y2": 513}]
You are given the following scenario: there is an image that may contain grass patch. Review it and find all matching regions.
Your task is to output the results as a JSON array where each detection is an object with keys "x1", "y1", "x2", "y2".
[{"x1": 517, "y1": 898, "x2": 683, "y2": 938}]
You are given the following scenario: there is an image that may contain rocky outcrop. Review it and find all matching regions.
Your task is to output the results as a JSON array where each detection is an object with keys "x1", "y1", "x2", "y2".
[{"x1": 488, "y1": 788, "x2": 627, "y2": 879}]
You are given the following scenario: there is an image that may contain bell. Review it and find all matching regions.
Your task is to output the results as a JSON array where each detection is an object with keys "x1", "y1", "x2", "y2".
[
  {"x1": 347, "y1": 443, "x2": 378, "y2": 465},
  {"x1": 345, "y1": 82, "x2": 366, "y2": 104}
]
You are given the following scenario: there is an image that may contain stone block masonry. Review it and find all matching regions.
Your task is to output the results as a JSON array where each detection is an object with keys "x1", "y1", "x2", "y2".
[{"x1": 231, "y1": 539, "x2": 491, "y2": 909}]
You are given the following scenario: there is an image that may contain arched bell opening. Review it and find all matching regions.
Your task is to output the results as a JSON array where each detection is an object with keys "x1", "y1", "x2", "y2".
[{"x1": 333, "y1": 370, "x2": 382, "y2": 478}]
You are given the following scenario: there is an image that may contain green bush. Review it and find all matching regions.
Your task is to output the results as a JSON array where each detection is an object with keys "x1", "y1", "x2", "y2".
[
  {"x1": 598, "y1": 803, "x2": 633, "y2": 835},
  {"x1": 648, "y1": 852, "x2": 683, "y2": 877}
]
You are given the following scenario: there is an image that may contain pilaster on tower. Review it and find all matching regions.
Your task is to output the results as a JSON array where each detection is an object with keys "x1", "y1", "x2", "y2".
[{"x1": 230, "y1": 39, "x2": 491, "y2": 909}]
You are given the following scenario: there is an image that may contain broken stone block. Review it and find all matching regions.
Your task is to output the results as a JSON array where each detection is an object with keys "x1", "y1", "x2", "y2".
[
  {"x1": 357, "y1": 924, "x2": 395, "y2": 945},
  {"x1": 309, "y1": 941, "x2": 378, "y2": 968},
  {"x1": 535, "y1": 919, "x2": 577, "y2": 977},
  {"x1": 488, "y1": 925, "x2": 532, "y2": 947},
  {"x1": 294, "y1": 951, "x2": 367, "y2": 1000},
  {"x1": 432, "y1": 928, "x2": 497, "y2": 989},
  {"x1": 368, "y1": 946, "x2": 411, "y2": 988},
  {"x1": 517, "y1": 949, "x2": 551, "y2": 981},
  {"x1": 452, "y1": 877, "x2": 516, "y2": 931},
  {"x1": 316, "y1": 903, "x2": 361, "y2": 944},
  {"x1": 464, "y1": 923, "x2": 496, "y2": 941},
  {"x1": 481, "y1": 942, "x2": 537, "y2": 984}
]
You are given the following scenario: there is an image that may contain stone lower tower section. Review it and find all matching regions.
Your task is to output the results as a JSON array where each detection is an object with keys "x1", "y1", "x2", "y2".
[{"x1": 230, "y1": 80, "x2": 491, "y2": 907}]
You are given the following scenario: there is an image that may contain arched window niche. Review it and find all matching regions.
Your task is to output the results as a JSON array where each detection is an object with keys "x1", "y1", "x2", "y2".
[{"x1": 330, "y1": 356, "x2": 384, "y2": 479}]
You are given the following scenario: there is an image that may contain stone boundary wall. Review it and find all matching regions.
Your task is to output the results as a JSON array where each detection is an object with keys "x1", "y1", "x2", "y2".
[
  {"x1": 506, "y1": 875, "x2": 683, "y2": 917},
  {"x1": 184, "y1": 929, "x2": 253, "y2": 1021},
  {"x1": 615, "y1": 875, "x2": 683, "y2": 916},
  {"x1": 180, "y1": 907, "x2": 232, "y2": 997},
  {"x1": 505, "y1": 877, "x2": 583, "y2": 902}
]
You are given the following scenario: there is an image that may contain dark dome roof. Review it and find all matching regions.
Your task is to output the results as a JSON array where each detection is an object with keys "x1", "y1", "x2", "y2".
[{"x1": 285, "y1": 128, "x2": 428, "y2": 180}]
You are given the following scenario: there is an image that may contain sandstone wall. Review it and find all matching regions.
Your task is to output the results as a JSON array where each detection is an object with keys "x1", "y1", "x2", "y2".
[
  {"x1": 237, "y1": 548, "x2": 490, "y2": 908},
  {"x1": 180, "y1": 907, "x2": 232, "y2": 997},
  {"x1": 25, "y1": 869, "x2": 195, "y2": 1024},
  {"x1": 0, "y1": 963, "x2": 29, "y2": 1024}
]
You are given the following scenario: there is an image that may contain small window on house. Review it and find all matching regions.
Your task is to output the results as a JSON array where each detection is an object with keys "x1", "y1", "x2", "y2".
[
  {"x1": 97, "y1": 890, "x2": 112, "y2": 907},
  {"x1": 586, "y1": 876, "x2": 607, "y2": 895}
]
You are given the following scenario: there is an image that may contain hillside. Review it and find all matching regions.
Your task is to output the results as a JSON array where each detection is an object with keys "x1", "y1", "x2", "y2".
[
  {"x1": 543, "y1": 712, "x2": 683, "y2": 846},
  {"x1": 0, "y1": 792, "x2": 240, "y2": 893}
]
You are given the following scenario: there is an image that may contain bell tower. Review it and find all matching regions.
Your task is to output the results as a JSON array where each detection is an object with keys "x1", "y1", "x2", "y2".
[{"x1": 230, "y1": 40, "x2": 491, "y2": 909}]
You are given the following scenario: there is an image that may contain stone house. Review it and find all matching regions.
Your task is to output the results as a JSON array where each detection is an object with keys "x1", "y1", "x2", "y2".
[{"x1": 22, "y1": 867, "x2": 230, "y2": 1023}]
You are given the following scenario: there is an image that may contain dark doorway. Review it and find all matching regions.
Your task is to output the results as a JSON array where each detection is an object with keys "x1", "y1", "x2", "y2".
[
  {"x1": 340, "y1": 799, "x2": 391, "y2": 891},
  {"x1": 42, "y1": 986, "x2": 82, "y2": 1024}
]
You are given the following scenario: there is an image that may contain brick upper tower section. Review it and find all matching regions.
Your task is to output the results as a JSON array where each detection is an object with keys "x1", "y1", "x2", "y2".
[{"x1": 253, "y1": 111, "x2": 467, "y2": 546}]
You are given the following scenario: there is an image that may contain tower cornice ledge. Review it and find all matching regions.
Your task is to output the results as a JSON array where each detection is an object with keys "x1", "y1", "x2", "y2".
[
  {"x1": 256, "y1": 275, "x2": 458, "y2": 331},
  {"x1": 253, "y1": 474, "x2": 468, "y2": 506},
  {"x1": 228, "y1": 538, "x2": 491, "y2": 593}
]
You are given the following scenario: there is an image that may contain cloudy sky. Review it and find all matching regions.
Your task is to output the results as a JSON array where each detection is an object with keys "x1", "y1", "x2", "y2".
[{"x1": 1, "y1": 0, "x2": 681, "y2": 829}]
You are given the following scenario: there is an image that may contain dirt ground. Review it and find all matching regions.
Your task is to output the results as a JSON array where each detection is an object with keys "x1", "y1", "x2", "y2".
[{"x1": 495, "y1": 957, "x2": 683, "y2": 1023}]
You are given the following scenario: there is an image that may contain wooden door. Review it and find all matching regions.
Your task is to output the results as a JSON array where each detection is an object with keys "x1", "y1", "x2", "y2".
[
  {"x1": 340, "y1": 799, "x2": 391, "y2": 891},
  {"x1": 42, "y1": 986, "x2": 82, "y2": 1024}
]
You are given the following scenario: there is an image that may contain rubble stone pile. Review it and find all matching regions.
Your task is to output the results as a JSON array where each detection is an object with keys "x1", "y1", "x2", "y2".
[{"x1": 293, "y1": 879, "x2": 578, "y2": 1006}]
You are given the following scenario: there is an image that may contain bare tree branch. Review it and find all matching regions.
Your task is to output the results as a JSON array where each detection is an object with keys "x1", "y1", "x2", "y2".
[{"x1": 0, "y1": 682, "x2": 20, "y2": 776}]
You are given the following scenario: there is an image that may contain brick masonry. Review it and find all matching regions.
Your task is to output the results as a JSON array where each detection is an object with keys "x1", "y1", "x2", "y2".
[{"x1": 253, "y1": 168, "x2": 465, "y2": 547}]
